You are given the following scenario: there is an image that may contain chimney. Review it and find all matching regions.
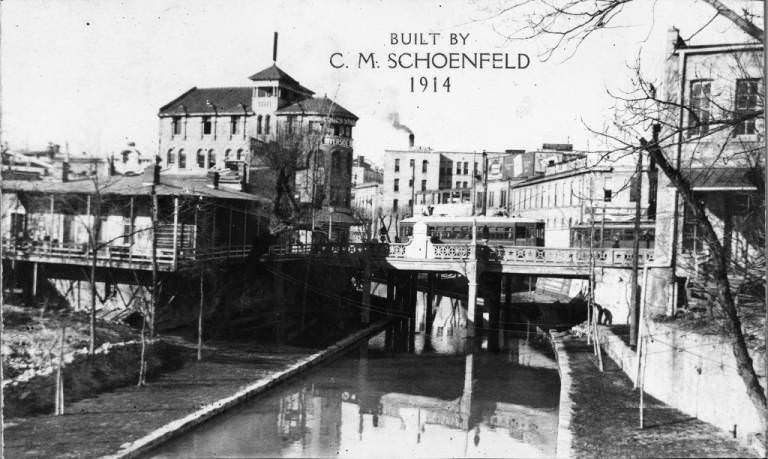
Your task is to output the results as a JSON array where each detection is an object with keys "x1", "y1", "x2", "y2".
[
  {"x1": 408, "y1": 133, "x2": 415, "y2": 148},
  {"x1": 109, "y1": 154, "x2": 116, "y2": 176},
  {"x1": 61, "y1": 161, "x2": 70, "y2": 183},
  {"x1": 212, "y1": 171, "x2": 220, "y2": 189}
]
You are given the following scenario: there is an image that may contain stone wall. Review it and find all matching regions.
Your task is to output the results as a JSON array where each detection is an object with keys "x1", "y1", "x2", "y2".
[{"x1": 598, "y1": 322, "x2": 765, "y2": 443}]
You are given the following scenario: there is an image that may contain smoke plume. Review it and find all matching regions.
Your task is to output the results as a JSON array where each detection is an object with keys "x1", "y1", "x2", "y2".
[{"x1": 388, "y1": 112, "x2": 413, "y2": 134}]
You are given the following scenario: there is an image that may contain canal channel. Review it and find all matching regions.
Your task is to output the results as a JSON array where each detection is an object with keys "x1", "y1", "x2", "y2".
[{"x1": 149, "y1": 332, "x2": 561, "y2": 458}]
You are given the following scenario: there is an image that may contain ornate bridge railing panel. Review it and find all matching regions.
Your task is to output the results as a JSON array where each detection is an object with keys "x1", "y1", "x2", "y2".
[
  {"x1": 430, "y1": 243, "x2": 473, "y2": 260},
  {"x1": 269, "y1": 242, "x2": 654, "y2": 268}
]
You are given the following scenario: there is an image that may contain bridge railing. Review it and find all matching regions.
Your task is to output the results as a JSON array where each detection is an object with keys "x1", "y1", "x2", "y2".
[{"x1": 268, "y1": 242, "x2": 654, "y2": 267}]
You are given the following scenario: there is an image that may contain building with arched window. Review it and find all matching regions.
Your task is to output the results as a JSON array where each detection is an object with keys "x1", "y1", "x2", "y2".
[{"x1": 157, "y1": 60, "x2": 359, "y2": 238}]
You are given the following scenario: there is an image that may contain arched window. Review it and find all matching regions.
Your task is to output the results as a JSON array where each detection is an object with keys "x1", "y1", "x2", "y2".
[
  {"x1": 257, "y1": 115, "x2": 263, "y2": 135},
  {"x1": 236, "y1": 149, "x2": 244, "y2": 161},
  {"x1": 196, "y1": 149, "x2": 205, "y2": 168},
  {"x1": 224, "y1": 149, "x2": 232, "y2": 160},
  {"x1": 208, "y1": 149, "x2": 216, "y2": 168},
  {"x1": 178, "y1": 149, "x2": 186, "y2": 169},
  {"x1": 265, "y1": 115, "x2": 271, "y2": 135},
  {"x1": 167, "y1": 148, "x2": 175, "y2": 166}
]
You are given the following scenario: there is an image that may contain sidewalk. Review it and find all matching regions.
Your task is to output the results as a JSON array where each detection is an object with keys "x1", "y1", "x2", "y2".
[
  {"x1": 557, "y1": 335, "x2": 756, "y2": 458},
  {"x1": 5, "y1": 341, "x2": 316, "y2": 458}
]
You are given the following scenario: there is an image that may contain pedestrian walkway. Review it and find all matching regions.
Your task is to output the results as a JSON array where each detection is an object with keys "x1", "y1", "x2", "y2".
[
  {"x1": 5, "y1": 341, "x2": 314, "y2": 458},
  {"x1": 559, "y1": 335, "x2": 756, "y2": 458}
]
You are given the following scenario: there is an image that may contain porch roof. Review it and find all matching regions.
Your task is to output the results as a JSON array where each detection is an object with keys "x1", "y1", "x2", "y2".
[
  {"x1": 1, "y1": 174, "x2": 269, "y2": 202},
  {"x1": 675, "y1": 167, "x2": 759, "y2": 191}
]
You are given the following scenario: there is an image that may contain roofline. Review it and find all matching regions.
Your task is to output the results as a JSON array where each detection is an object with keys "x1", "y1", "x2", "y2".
[
  {"x1": 158, "y1": 87, "x2": 198, "y2": 113},
  {"x1": 512, "y1": 166, "x2": 614, "y2": 188},
  {"x1": 159, "y1": 110, "x2": 255, "y2": 117}
]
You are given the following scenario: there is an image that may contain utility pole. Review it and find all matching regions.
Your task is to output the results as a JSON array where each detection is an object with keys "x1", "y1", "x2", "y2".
[
  {"x1": 150, "y1": 164, "x2": 159, "y2": 339},
  {"x1": 471, "y1": 151, "x2": 477, "y2": 216},
  {"x1": 481, "y1": 150, "x2": 488, "y2": 216}
]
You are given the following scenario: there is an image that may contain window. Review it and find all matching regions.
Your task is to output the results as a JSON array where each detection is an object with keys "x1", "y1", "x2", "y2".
[
  {"x1": 257, "y1": 87, "x2": 274, "y2": 97},
  {"x1": 172, "y1": 117, "x2": 182, "y2": 136},
  {"x1": 604, "y1": 189, "x2": 612, "y2": 202},
  {"x1": 208, "y1": 149, "x2": 216, "y2": 168},
  {"x1": 393, "y1": 199, "x2": 399, "y2": 210},
  {"x1": 178, "y1": 149, "x2": 187, "y2": 169},
  {"x1": 167, "y1": 148, "x2": 175, "y2": 165},
  {"x1": 456, "y1": 181, "x2": 461, "y2": 189},
  {"x1": 463, "y1": 162, "x2": 469, "y2": 175},
  {"x1": 735, "y1": 78, "x2": 760, "y2": 135},
  {"x1": 463, "y1": 181, "x2": 468, "y2": 188},
  {"x1": 394, "y1": 179, "x2": 400, "y2": 192},
  {"x1": 500, "y1": 190, "x2": 507, "y2": 208},
  {"x1": 236, "y1": 149, "x2": 244, "y2": 161},
  {"x1": 257, "y1": 115, "x2": 263, "y2": 135},
  {"x1": 202, "y1": 116, "x2": 213, "y2": 135},
  {"x1": 230, "y1": 116, "x2": 240, "y2": 135},
  {"x1": 456, "y1": 163, "x2": 462, "y2": 174},
  {"x1": 554, "y1": 183, "x2": 558, "y2": 206},
  {"x1": 333, "y1": 124, "x2": 340, "y2": 136},
  {"x1": 394, "y1": 159, "x2": 400, "y2": 172},
  {"x1": 422, "y1": 160, "x2": 428, "y2": 173},
  {"x1": 489, "y1": 191, "x2": 495, "y2": 207},
  {"x1": 688, "y1": 80, "x2": 711, "y2": 136},
  {"x1": 421, "y1": 180, "x2": 427, "y2": 191},
  {"x1": 408, "y1": 178, "x2": 413, "y2": 188},
  {"x1": 197, "y1": 149, "x2": 205, "y2": 168},
  {"x1": 408, "y1": 199, "x2": 413, "y2": 209}
]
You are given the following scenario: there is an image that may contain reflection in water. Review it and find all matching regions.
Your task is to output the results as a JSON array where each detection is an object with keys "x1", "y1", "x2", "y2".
[{"x1": 150, "y1": 337, "x2": 559, "y2": 458}]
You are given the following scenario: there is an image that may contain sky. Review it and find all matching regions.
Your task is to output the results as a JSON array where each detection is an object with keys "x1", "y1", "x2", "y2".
[{"x1": 2, "y1": 0, "x2": 758, "y2": 166}]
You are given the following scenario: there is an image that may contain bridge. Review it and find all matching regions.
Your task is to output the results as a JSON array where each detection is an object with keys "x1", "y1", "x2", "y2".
[
  {"x1": 267, "y1": 222, "x2": 654, "y2": 342},
  {"x1": 268, "y1": 241, "x2": 653, "y2": 277}
]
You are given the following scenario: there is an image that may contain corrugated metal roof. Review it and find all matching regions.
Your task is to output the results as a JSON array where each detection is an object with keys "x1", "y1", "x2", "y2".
[{"x1": 1, "y1": 174, "x2": 268, "y2": 202}]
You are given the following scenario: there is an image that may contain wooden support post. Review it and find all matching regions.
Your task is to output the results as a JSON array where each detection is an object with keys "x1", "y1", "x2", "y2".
[
  {"x1": 172, "y1": 197, "x2": 179, "y2": 270},
  {"x1": 197, "y1": 270, "x2": 204, "y2": 361},
  {"x1": 242, "y1": 204, "x2": 247, "y2": 253},
  {"x1": 128, "y1": 196, "x2": 134, "y2": 263},
  {"x1": 459, "y1": 353, "x2": 474, "y2": 430},
  {"x1": 425, "y1": 272, "x2": 435, "y2": 337},
  {"x1": 227, "y1": 208, "x2": 233, "y2": 257}
]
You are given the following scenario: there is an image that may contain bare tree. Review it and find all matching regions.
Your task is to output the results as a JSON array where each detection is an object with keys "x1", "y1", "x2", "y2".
[{"x1": 486, "y1": 0, "x2": 767, "y2": 426}]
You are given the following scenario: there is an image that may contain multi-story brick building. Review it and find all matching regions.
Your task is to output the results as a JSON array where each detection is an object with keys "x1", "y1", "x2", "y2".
[{"x1": 157, "y1": 63, "x2": 359, "y2": 239}]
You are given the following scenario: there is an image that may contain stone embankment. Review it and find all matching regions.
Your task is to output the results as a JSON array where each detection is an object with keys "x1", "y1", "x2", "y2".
[
  {"x1": 550, "y1": 331, "x2": 756, "y2": 458},
  {"x1": 6, "y1": 321, "x2": 388, "y2": 458}
]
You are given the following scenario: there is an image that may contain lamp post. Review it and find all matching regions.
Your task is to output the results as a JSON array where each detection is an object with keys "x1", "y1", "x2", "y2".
[{"x1": 328, "y1": 206, "x2": 334, "y2": 242}]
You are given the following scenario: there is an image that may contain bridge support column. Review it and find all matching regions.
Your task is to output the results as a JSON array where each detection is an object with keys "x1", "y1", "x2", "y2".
[
  {"x1": 425, "y1": 273, "x2": 435, "y2": 337},
  {"x1": 385, "y1": 270, "x2": 395, "y2": 351},
  {"x1": 273, "y1": 263, "x2": 285, "y2": 345},
  {"x1": 483, "y1": 272, "x2": 502, "y2": 353},
  {"x1": 466, "y1": 263, "x2": 478, "y2": 339},
  {"x1": 408, "y1": 272, "x2": 417, "y2": 353},
  {"x1": 460, "y1": 353, "x2": 474, "y2": 430},
  {"x1": 361, "y1": 258, "x2": 371, "y2": 324}
]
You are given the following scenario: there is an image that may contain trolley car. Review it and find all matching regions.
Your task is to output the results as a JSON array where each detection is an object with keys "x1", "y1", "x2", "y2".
[{"x1": 398, "y1": 216, "x2": 545, "y2": 246}]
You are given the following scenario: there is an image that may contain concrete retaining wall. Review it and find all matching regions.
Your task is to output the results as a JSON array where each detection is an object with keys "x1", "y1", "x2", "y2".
[
  {"x1": 598, "y1": 322, "x2": 765, "y2": 444},
  {"x1": 108, "y1": 320, "x2": 390, "y2": 459},
  {"x1": 548, "y1": 332, "x2": 574, "y2": 459}
]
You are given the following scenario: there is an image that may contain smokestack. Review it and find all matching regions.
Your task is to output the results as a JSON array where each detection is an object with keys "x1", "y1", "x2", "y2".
[
  {"x1": 273, "y1": 32, "x2": 278, "y2": 62},
  {"x1": 409, "y1": 133, "x2": 415, "y2": 148},
  {"x1": 212, "y1": 171, "x2": 220, "y2": 189},
  {"x1": 61, "y1": 162, "x2": 69, "y2": 183}
]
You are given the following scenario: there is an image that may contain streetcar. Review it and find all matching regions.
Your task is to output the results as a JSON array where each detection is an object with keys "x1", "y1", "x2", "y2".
[{"x1": 398, "y1": 216, "x2": 545, "y2": 246}]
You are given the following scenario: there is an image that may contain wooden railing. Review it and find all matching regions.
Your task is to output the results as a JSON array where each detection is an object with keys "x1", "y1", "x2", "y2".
[
  {"x1": 2, "y1": 239, "x2": 252, "y2": 269},
  {"x1": 268, "y1": 241, "x2": 654, "y2": 268}
]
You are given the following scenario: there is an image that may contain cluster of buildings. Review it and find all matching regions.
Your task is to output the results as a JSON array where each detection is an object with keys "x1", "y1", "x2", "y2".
[{"x1": 0, "y1": 27, "x2": 762, "y2": 327}]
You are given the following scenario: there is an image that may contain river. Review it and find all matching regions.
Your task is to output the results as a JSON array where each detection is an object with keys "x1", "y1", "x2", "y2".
[{"x1": 149, "y1": 333, "x2": 560, "y2": 458}]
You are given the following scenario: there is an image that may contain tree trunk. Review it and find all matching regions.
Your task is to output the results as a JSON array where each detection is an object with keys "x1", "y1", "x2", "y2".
[{"x1": 641, "y1": 137, "x2": 768, "y2": 427}]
